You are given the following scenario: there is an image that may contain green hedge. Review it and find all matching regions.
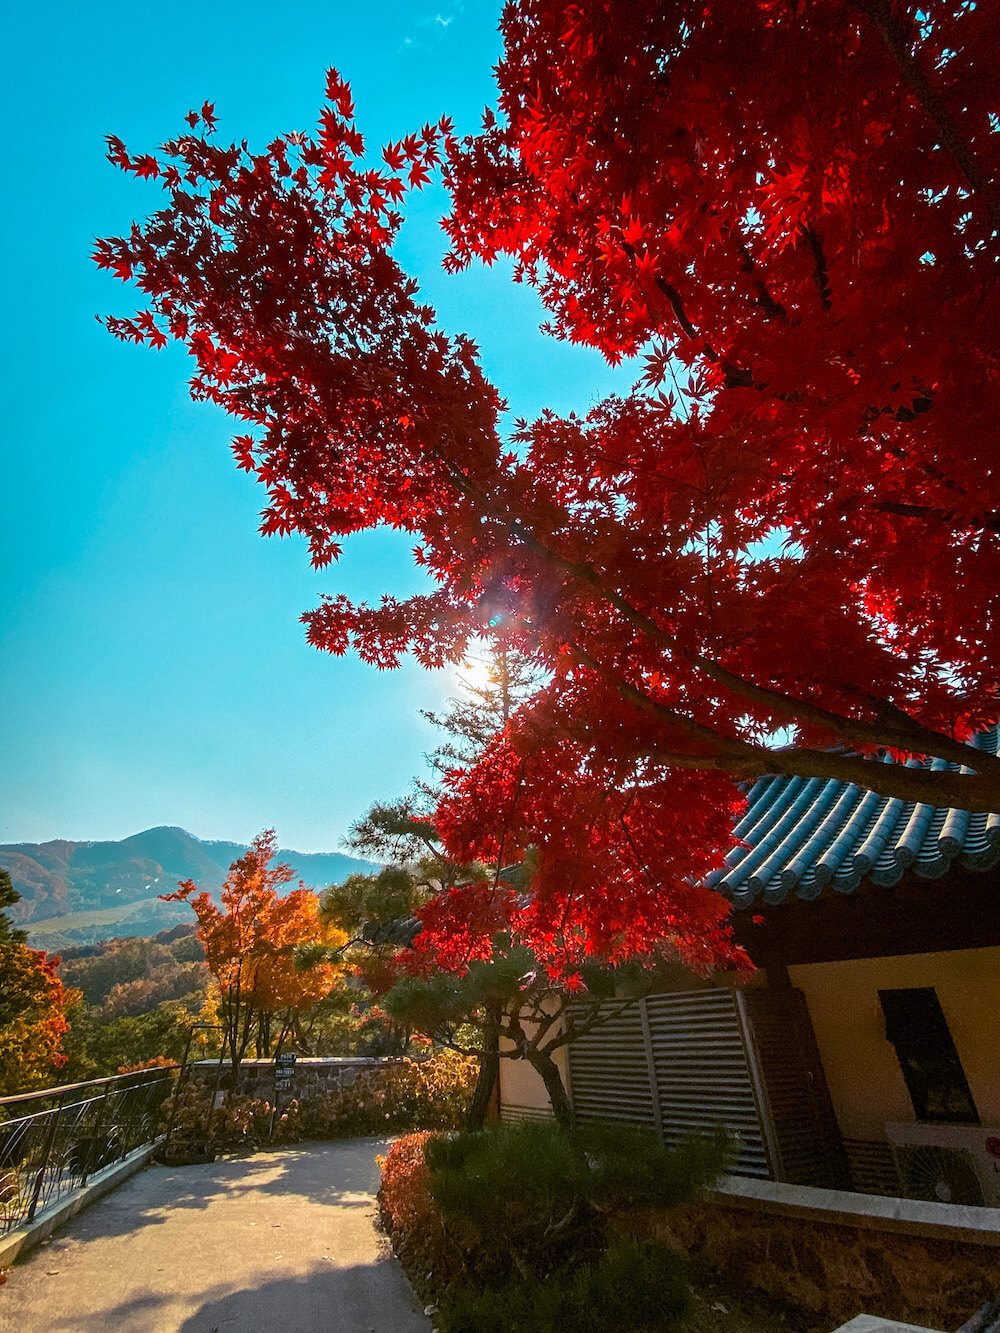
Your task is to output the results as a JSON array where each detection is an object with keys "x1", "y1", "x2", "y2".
[{"x1": 380, "y1": 1120, "x2": 732, "y2": 1331}]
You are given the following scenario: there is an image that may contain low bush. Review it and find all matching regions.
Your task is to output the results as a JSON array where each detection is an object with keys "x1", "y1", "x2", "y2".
[
  {"x1": 158, "y1": 1049, "x2": 475, "y2": 1162},
  {"x1": 298, "y1": 1050, "x2": 476, "y2": 1139},
  {"x1": 425, "y1": 1119, "x2": 596, "y2": 1281},
  {"x1": 424, "y1": 1118, "x2": 729, "y2": 1282},
  {"x1": 378, "y1": 1131, "x2": 457, "y2": 1288},
  {"x1": 158, "y1": 1083, "x2": 301, "y2": 1163},
  {"x1": 441, "y1": 1238, "x2": 689, "y2": 1332},
  {"x1": 380, "y1": 1119, "x2": 731, "y2": 1330}
]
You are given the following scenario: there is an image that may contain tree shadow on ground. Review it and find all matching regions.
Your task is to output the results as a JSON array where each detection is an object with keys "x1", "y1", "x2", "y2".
[
  {"x1": 154, "y1": 1137, "x2": 389, "y2": 1211},
  {"x1": 43, "y1": 1138, "x2": 392, "y2": 1245},
  {"x1": 3, "y1": 1262, "x2": 429, "y2": 1333},
  {"x1": 177, "y1": 1264, "x2": 429, "y2": 1333}
]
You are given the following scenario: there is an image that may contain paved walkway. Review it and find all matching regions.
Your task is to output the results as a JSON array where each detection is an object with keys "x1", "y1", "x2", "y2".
[{"x1": 0, "y1": 1139, "x2": 430, "y2": 1332}]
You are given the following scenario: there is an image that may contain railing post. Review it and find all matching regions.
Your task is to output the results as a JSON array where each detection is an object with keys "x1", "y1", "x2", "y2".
[
  {"x1": 26, "y1": 1095, "x2": 64, "y2": 1223},
  {"x1": 163, "y1": 1029, "x2": 195, "y2": 1153},
  {"x1": 80, "y1": 1080, "x2": 115, "y2": 1186},
  {"x1": 203, "y1": 1034, "x2": 229, "y2": 1145}
]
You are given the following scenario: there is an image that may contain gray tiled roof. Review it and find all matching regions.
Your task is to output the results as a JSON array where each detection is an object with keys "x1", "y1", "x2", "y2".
[{"x1": 710, "y1": 729, "x2": 1000, "y2": 908}]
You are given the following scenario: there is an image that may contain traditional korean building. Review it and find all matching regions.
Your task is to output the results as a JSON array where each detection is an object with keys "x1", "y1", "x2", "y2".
[{"x1": 499, "y1": 730, "x2": 1000, "y2": 1206}]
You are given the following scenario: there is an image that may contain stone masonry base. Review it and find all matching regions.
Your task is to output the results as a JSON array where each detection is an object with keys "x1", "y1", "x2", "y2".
[{"x1": 627, "y1": 1177, "x2": 1000, "y2": 1330}]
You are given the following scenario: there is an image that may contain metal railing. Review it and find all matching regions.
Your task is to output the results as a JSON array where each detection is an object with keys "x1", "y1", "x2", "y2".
[{"x1": 0, "y1": 1067, "x2": 178, "y2": 1235}]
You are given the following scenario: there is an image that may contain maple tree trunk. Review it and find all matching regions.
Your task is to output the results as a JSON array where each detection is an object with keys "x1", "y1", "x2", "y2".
[{"x1": 466, "y1": 1003, "x2": 501, "y2": 1129}]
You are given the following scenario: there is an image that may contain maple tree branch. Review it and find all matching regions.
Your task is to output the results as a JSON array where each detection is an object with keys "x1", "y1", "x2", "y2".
[
  {"x1": 565, "y1": 641, "x2": 1000, "y2": 809},
  {"x1": 732, "y1": 231, "x2": 789, "y2": 323},
  {"x1": 431, "y1": 437, "x2": 998, "y2": 801},
  {"x1": 559, "y1": 633, "x2": 999, "y2": 814},
  {"x1": 857, "y1": 0, "x2": 1000, "y2": 232},
  {"x1": 514, "y1": 505, "x2": 999, "y2": 785},
  {"x1": 733, "y1": 743, "x2": 1000, "y2": 812},
  {"x1": 566, "y1": 640, "x2": 755, "y2": 761},
  {"x1": 620, "y1": 237, "x2": 702, "y2": 343},
  {"x1": 853, "y1": 695, "x2": 1000, "y2": 773},
  {"x1": 689, "y1": 654, "x2": 1000, "y2": 778},
  {"x1": 801, "y1": 225, "x2": 832, "y2": 311},
  {"x1": 653, "y1": 274, "x2": 698, "y2": 339},
  {"x1": 520, "y1": 509, "x2": 996, "y2": 775},
  {"x1": 875, "y1": 501, "x2": 1000, "y2": 534},
  {"x1": 637, "y1": 733, "x2": 1000, "y2": 809}
]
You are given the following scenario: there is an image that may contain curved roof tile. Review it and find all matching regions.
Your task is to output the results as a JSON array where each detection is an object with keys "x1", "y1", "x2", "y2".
[{"x1": 714, "y1": 728, "x2": 1000, "y2": 907}]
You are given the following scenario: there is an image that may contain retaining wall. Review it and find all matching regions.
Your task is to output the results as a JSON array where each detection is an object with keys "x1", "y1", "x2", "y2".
[
  {"x1": 187, "y1": 1056, "x2": 396, "y2": 1102},
  {"x1": 633, "y1": 1176, "x2": 1000, "y2": 1329}
]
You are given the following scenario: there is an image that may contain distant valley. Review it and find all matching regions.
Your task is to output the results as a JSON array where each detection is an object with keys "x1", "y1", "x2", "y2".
[{"x1": 0, "y1": 826, "x2": 377, "y2": 949}]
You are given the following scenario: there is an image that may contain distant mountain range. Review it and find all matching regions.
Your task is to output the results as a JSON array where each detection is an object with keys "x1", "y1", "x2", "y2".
[{"x1": 0, "y1": 826, "x2": 378, "y2": 949}]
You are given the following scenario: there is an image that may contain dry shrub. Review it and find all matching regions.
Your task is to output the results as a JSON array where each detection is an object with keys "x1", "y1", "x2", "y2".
[
  {"x1": 378, "y1": 1131, "x2": 463, "y2": 1293},
  {"x1": 159, "y1": 1082, "x2": 301, "y2": 1162},
  {"x1": 298, "y1": 1050, "x2": 476, "y2": 1139},
  {"x1": 158, "y1": 1049, "x2": 475, "y2": 1162}
]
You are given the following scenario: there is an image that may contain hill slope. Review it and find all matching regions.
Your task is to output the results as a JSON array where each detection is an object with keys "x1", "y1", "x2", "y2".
[{"x1": 0, "y1": 826, "x2": 378, "y2": 945}]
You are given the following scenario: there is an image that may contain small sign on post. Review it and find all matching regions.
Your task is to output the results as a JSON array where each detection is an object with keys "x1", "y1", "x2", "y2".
[{"x1": 274, "y1": 1052, "x2": 297, "y2": 1090}]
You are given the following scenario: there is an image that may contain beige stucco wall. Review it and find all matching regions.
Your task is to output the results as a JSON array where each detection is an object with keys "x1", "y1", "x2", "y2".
[
  {"x1": 497, "y1": 1030, "x2": 569, "y2": 1119},
  {"x1": 789, "y1": 945, "x2": 1000, "y2": 1140}
]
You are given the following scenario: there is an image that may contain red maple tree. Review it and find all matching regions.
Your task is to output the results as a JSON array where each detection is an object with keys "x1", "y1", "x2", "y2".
[{"x1": 99, "y1": 3, "x2": 997, "y2": 978}]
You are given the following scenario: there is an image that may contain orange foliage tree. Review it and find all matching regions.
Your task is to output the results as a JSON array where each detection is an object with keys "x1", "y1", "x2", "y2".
[
  {"x1": 0, "y1": 869, "x2": 76, "y2": 1094},
  {"x1": 162, "y1": 831, "x2": 346, "y2": 1071}
]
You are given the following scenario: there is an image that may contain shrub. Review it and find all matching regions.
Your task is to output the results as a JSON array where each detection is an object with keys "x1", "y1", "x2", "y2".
[
  {"x1": 158, "y1": 1083, "x2": 301, "y2": 1163},
  {"x1": 158, "y1": 1049, "x2": 475, "y2": 1162},
  {"x1": 378, "y1": 1131, "x2": 458, "y2": 1288},
  {"x1": 440, "y1": 1238, "x2": 689, "y2": 1332},
  {"x1": 425, "y1": 1120, "x2": 596, "y2": 1280},
  {"x1": 298, "y1": 1050, "x2": 476, "y2": 1139},
  {"x1": 575, "y1": 1119, "x2": 733, "y2": 1212},
  {"x1": 422, "y1": 1119, "x2": 730, "y2": 1282},
  {"x1": 380, "y1": 1120, "x2": 730, "y2": 1325}
]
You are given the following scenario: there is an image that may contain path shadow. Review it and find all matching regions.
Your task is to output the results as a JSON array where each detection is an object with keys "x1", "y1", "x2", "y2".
[
  {"x1": 31, "y1": 1138, "x2": 393, "y2": 1246},
  {"x1": 5, "y1": 1262, "x2": 429, "y2": 1333},
  {"x1": 152, "y1": 1138, "x2": 388, "y2": 1210},
  {"x1": 178, "y1": 1263, "x2": 429, "y2": 1332}
]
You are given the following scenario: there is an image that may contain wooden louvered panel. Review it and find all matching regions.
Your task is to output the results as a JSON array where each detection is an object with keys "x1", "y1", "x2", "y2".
[
  {"x1": 500, "y1": 1103, "x2": 555, "y2": 1124},
  {"x1": 567, "y1": 992, "x2": 771, "y2": 1176},
  {"x1": 739, "y1": 988, "x2": 848, "y2": 1188},
  {"x1": 567, "y1": 1003, "x2": 657, "y2": 1128},
  {"x1": 563, "y1": 986, "x2": 846, "y2": 1186},
  {"x1": 644, "y1": 992, "x2": 770, "y2": 1178}
]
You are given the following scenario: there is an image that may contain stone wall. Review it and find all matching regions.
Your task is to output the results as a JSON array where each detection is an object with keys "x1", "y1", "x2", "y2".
[
  {"x1": 187, "y1": 1057, "x2": 397, "y2": 1102},
  {"x1": 629, "y1": 1177, "x2": 1000, "y2": 1330}
]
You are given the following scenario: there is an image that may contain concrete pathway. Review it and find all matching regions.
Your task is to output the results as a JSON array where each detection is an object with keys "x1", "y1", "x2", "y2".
[{"x1": 0, "y1": 1139, "x2": 430, "y2": 1333}]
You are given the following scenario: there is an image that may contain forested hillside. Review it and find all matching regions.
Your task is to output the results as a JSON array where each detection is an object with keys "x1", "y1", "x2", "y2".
[
  {"x1": 0, "y1": 826, "x2": 377, "y2": 946},
  {"x1": 57, "y1": 924, "x2": 211, "y2": 1079}
]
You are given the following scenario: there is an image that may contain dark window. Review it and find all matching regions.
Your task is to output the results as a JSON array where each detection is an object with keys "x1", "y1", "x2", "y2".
[{"x1": 878, "y1": 987, "x2": 979, "y2": 1125}]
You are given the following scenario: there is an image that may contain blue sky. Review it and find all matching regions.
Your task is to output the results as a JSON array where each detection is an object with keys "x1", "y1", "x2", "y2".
[{"x1": 1, "y1": 2, "x2": 631, "y2": 851}]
